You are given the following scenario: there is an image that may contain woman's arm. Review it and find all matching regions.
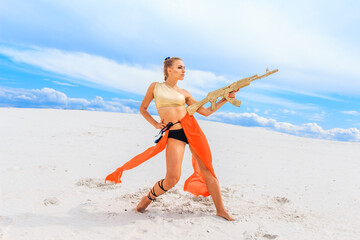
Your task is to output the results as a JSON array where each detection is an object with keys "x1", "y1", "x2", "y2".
[
  {"x1": 183, "y1": 89, "x2": 237, "y2": 117},
  {"x1": 139, "y1": 82, "x2": 166, "y2": 129}
]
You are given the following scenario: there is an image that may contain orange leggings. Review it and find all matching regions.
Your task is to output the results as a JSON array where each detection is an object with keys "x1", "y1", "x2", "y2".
[{"x1": 105, "y1": 112, "x2": 217, "y2": 197}]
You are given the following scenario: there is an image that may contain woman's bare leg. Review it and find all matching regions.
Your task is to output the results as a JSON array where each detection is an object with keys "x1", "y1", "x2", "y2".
[
  {"x1": 135, "y1": 138, "x2": 186, "y2": 212},
  {"x1": 189, "y1": 146, "x2": 234, "y2": 221}
]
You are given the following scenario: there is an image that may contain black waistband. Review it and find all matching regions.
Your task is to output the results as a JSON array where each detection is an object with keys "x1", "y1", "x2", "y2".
[{"x1": 154, "y1": 121, "x2": 180, "y2": 143}]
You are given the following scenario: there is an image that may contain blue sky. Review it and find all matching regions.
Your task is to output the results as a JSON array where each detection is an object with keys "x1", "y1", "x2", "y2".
[{"x1": 0, "y1": 0, "x2": 359, "y2": 142}]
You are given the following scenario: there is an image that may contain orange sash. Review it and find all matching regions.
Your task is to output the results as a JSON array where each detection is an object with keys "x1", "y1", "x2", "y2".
[{"x1": 105, "y1": 112, "x2": 217, "y2": 197}]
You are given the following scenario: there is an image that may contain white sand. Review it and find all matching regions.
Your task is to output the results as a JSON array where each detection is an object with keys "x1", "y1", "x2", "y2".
[{"x1": 0, "y1": 108, "x2": 359, "y2": 240}]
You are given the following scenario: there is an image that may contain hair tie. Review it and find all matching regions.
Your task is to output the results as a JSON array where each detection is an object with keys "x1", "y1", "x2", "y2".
[{"x1": 164, "y1": 57, "x2": 170, "y2": 61}]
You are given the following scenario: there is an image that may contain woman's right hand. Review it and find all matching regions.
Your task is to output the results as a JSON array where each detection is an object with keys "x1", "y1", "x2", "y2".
[{"x1": 154, "y1": 119, "x2": 167, "y2": 129}]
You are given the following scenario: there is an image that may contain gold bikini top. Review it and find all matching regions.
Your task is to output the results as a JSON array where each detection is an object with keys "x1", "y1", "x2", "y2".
[{"x1": 154, "y1": 82, "x2": 186, "y2": 109}]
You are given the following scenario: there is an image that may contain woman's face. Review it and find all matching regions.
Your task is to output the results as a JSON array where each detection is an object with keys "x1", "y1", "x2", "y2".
[{"x1": 168, "y1": 60, "x2": 185, "y2": 80}]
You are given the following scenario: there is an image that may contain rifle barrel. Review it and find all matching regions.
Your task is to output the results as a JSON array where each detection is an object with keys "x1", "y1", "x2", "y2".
[{"x1": 250, "y1": 69, "x2": 278, "y2": 82}]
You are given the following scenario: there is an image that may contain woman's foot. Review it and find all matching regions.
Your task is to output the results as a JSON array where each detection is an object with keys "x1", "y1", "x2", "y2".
[
  {"x1": 134, "y1": 196, "x2": 152, "y2": 213},
  {"x1": 216, "y1": 210, "x2": 234, "y2": 221}
]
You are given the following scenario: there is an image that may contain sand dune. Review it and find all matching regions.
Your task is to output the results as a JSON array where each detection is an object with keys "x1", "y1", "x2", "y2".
[{"x1": 0, "y1": 108, "x2": 359, "y2": 240}]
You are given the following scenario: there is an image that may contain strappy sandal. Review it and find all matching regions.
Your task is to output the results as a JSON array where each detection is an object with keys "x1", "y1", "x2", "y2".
[{"x1": 147, "y1": 179, "x2": 169, "y2": 201}]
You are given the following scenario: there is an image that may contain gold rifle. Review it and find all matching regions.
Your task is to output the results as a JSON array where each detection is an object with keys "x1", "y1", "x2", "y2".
[{"x1": 186, "y1": 69, "x2": 279, "y2": 115}]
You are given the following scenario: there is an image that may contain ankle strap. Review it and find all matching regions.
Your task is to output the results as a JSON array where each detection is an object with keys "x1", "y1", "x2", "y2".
[{"x1": 158, "y1": 179, "x2": 168, "y2": 192}]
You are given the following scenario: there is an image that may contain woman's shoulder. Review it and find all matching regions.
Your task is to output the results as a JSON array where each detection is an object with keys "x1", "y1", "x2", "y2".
[
  {"x1": 177, "y1": 87, "x2": 191, "y2": 98},
  {"x1": 149, "y1": 82, "x2": 160, "y2": 88},
  {"x1": 151, "y1": 81, "x2": 169, "y2": 89},
  {"x1": 148, "y1": 82, "x2": 163, "y2": 93},
  {"x1": 179, "y1": 87, "x2": 189, "y2": 93},
  {"x1": 150, "y1": 81, "x2": 166, "y2": 86}
]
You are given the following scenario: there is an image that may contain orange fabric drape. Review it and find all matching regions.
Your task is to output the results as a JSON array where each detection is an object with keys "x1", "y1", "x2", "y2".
[{"x1": 105, "y1": 112, "x2": 217, "y2": 197}]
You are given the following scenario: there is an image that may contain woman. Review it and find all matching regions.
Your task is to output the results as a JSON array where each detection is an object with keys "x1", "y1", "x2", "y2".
[{"x1": 106, "y1": 57, "x2": 235, "y2": 221}]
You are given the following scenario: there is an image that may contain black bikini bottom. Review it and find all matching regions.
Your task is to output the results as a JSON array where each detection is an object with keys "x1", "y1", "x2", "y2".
[{"x1": 168, "y1": 128, "x2": 189, "y2": 144}]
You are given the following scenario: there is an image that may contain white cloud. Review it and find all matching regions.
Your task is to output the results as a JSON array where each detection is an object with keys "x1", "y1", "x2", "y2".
[
  {"x1": 0, "y1": 86, "x2": 136, "y2": 113},
  {"x1": 0, "y1": 45, "x2": 330, "y2": 112},
  {"x1": 203, "y1": 111, "x2": 360, "y2": 142},
  {"x1": 0, "y1": 87, "x2": 67, "y2": 106},
  {"x1": 67, "y1": 98, "x2": 90, "y2": 108},
  {"x1": 0, "y1": 46, "x2": 237, "y2": 99},
  {"x1": 341, "y1": 111, "x2": 360, "y2": 116},
  {"x1": 1, "y1": 0, "x2": 359, "y2": 95},
  {"x1": 240, "y1": 92, "x2": 317, "y2": 110},
  {"x1": 254, "y1": 83, "x2": 345, "y2": 102},
  {"x1": 264, "y1": 109, "x2": 272, "y2": 115},
  {"x1": 309, "y1": 111, "x2": 326, "y2": 122},
  {"x1": 1, "y1": 86, "x2": 359, "y2": 142},
  {"x1": 0, "y1": 46, "x2": 160, "y2": 95},
  {"x1": 281, "y1": 109, "x2": 297, "y2": 115},
  {"x1": 52, "y1": 81, "x2": 77, "y2": 87},
  {"x1": 180, "y1": 69, "x2": 229, "y2": 97}
]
